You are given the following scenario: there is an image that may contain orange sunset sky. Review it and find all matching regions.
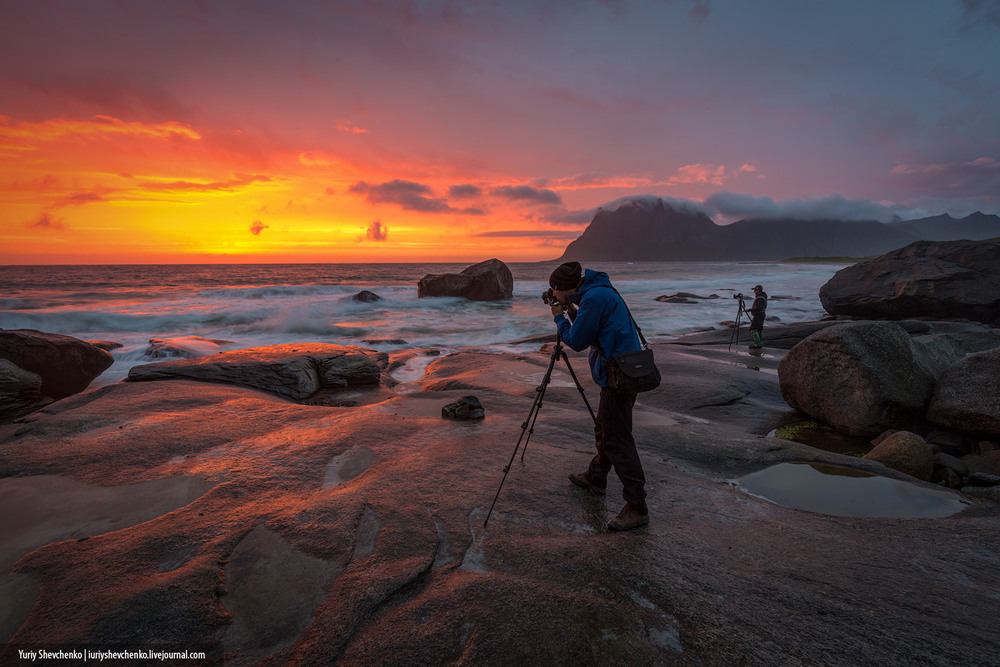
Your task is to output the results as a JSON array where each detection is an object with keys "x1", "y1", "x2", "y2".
[{"x1": 1, "y1": 0, "x2": 998, "y2": 264}]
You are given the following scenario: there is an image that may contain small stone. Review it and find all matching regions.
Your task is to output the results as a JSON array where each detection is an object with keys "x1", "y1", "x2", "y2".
[
  {"x1": 442, "y1": 396, "x2": 485, "y2": 420},
  {"x1": 965, "y1": 472, "x2": 1000, "y2": 487},
  {"x1": 934, "y1": 452, "x2": 969, "y2": 478},
  {"x1": 931, "y1": 468, "x2": 962, "y2": 489},
  {"x1": 863, "y1": 431, "x2": 934, "y2": 480}
]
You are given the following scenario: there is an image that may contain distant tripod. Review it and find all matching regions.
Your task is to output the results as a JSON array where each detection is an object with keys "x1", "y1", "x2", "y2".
[
  {"x1": 728, "y1": 295, "x2": 747, "y2": 351},
  {"x1": 484, "y1": 331, "x2": 597, "y2": 528}
]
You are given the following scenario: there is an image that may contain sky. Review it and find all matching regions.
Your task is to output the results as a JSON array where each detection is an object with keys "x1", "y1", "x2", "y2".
[{"x1": 1, "y1": 0, "x2": 999, "y2": 264}]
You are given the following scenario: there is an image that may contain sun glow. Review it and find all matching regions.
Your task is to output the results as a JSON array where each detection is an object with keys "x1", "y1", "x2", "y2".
[{"x1": 0, "y1": 114, "x2": 583, "y2": 264}]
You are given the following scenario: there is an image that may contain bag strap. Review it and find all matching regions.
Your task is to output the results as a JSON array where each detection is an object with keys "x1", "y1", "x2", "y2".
[
  {"x1": 608, "y1": 286, "x2": 650, "y2": 349},
  {"x1": 590, "y1": 285, "x2": 650, "y2": 364}
]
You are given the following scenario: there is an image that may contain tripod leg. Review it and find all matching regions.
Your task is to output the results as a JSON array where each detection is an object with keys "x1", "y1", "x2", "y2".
[
  {"x1": 484, "y1": 341, "x2": 559, "y2": 527},
  {"x1": 559, "y1": 351, "x2": 597, "y2": 424},
  {"x1": 519, "y1": 352, "x2": 556, "y2": 462}
]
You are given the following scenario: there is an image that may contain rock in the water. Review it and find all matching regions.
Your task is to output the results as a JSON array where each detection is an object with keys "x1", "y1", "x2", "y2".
[
  {"x1": 927, "y1": 348, "x2": 1000, "y2": 438},
  {"x1": 128, "y1": 344, "x2": 383, "y2": 400},
  {"x1": 655, "y1": 292, "x2": 718, "y2": 304},
  {"x1": 144, "y1": 336, "x2": 237, "y2": 360},
  {"x1": 350, "y1": 290, "x2": 382, "y2": 303},
  {"x1": 0, "y1": 329, "x2": 113, "y2": 399},
  {"x1": 442, "y1": 395, "x2": 486, "y2": 420},
  {"x1": 417, "y1": 258, "x2": 514, "y2": 301},
  {"x1": 863, "y1": 431, "x2": 935, "y2": 480},
  {"x1": 778, "y1": 322, "x2": 935, "y2": 438},
  {"x1": 819, "y1": 239, "x2": 1000, "y2": 324}
]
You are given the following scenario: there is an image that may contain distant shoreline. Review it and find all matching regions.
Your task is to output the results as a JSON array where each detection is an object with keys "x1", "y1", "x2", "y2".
[{"x1": 781, "y1": 256, "x2": 864, "y2": 264}]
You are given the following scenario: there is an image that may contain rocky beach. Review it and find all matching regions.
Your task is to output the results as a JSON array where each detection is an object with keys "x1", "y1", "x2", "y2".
[{"x1": 2, "y1": 245, "x2": 1000, "y2": 665}]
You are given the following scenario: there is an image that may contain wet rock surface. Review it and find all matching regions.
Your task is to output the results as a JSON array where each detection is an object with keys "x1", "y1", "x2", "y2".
[{"x1": 0, "y1": 344, "x2": 998, "y2": 664}]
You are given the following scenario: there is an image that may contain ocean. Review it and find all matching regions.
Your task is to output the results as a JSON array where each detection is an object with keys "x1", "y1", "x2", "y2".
[{"x1": 0, "y1": 261, "x2": 846, "y2": 385}]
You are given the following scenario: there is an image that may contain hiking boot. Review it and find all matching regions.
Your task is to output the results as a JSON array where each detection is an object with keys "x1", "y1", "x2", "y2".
[
  {"x1": 568, "y1": 472, "x2": 605, "y2": 496},
  {"x1": 608, "y1": 504, "x2": 649, "y2": 531}
]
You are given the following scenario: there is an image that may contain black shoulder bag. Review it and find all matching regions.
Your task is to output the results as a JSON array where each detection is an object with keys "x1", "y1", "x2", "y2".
[{"x1": 595, "y1": 288, "x2": 661, "y2": 393}]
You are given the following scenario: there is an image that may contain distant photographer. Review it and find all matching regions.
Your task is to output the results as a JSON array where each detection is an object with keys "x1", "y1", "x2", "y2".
[
  {"x1": 745, "y1": 284, "x2": 767, "y2": 349},
  {"x1": 546, "y1": 261, "x2": 649, "y2": 531}
]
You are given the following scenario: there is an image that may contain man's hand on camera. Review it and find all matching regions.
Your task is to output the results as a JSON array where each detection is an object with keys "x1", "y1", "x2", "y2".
[{"x1": 550, "y1": 301, "x2": 565, "y2": 317}]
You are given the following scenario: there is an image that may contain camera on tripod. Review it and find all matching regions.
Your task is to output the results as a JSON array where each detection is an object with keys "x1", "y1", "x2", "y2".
[
  {"x1": 732, "y1": 292, "x2": 744, "y2": 299},
  {"x1": 542, "y1": 288, "x2": 556, "y2": 305}
]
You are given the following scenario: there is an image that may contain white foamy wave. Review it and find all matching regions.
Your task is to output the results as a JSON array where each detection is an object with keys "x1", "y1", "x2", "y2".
[
  {"x1": 2, "y1": 261, "x2": 847, "y2": 389},
  {"x1": 197, "y1": 284, "x2": 360, "y2": 300},
  {"x1": 0, "y1": 308, "x2": 270, "y2": 335}
]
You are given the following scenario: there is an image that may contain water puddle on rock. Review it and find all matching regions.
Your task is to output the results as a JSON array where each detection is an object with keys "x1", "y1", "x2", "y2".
[{"x1": 739, "y1": 462, "x2": 970, "y2": 518}]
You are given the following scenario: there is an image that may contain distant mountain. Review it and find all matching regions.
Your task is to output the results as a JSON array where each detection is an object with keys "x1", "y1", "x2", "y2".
[
  {"x1": 886, "y1": 212, "x2": 1000, "y2": 242},
  {"x1": 556, "y1": 199, "x2": 1000, "y2": 262}
]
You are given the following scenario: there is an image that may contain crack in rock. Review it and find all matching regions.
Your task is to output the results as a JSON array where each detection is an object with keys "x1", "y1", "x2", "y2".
[
  {"x1": 352, "y1": 506, "x2": 380, "y2": 562},
  {"x1": 460, "y1": 509, "x2": 489, "y2": 573}
]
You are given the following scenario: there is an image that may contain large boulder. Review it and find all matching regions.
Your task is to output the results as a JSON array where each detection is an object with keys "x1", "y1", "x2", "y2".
[
  {"x1": 818, "y1": 239, "x2": 1000, "y2": 324},
  {"x1": 0, "y1": 358, "x2": 50, "y2": 422},
  {"x1": 927, "y1": 348, "x2": 1000, "y2": 438},
  {"x1": 863, "y1": 431, "x2": 935, "y2": 481},
  {"x1": 417, "y1": 258, "x2": 514, "y2": 301},
  {"x1": 777, "y1": 322, "x2": 936, "y2": 438},
  {"x1": 127, "y1": 344, "x2": 385, "y2": 400},
  {"x1": 0, "y1": 329, "x2": 113, "y2": 399}
]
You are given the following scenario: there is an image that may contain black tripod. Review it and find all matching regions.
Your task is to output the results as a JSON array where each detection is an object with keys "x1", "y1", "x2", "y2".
[
  {"x1": 483, "y1": 331, "x2": 597, "y2": 527},
  {"x1": 728, "y1": 295, "x2": 747, "y2": 351}
]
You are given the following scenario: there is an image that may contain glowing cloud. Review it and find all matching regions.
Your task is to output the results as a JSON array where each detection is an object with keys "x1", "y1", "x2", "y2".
[
  {"x1": 249, "y1": 220, "x2": 268, "y2": 236},
  {"x1": 27, "y1": 213, "x2": 65, "y2": 230},
  {"x1": 366, "y1": 220, "x2": 389, "y2": 241},
  {"x1": 0, "y1": 115, "x2": 200, "y2": 143}
]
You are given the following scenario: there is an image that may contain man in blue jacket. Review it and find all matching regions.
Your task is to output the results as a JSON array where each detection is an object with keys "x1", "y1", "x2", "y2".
[{"x1": 547, "y1": 261, "x2": 650, "y2": 531}]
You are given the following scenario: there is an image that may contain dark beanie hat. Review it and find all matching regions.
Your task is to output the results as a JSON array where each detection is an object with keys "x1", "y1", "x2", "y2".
[{"x1": 549, "y1": 262, "x2": 582, "y2": 290}]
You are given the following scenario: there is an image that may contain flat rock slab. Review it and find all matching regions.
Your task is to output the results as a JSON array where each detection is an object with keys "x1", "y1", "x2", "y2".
[
  {"x1": 0, "y1": 474, "x2": 213, "y2": 643},
  {"x1": 127, "y1": 343, "x2": 385, "y2": 400},
  {"x1": 0, "y1": 349, "x2": 997, "y2": 664}
]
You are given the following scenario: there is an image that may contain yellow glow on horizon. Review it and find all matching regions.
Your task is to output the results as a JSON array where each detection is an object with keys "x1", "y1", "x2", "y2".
[{"x1": 0, "y1": 113, "x2": 581, "y2": 264}]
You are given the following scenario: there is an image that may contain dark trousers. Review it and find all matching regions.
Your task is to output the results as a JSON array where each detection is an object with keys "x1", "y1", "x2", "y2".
[
  {"x1": 586, "y1": 386, "x2": 647, "y2": 514},
  {"x1": 750, "y1": 314, "x2": 764, "y2": 332}
]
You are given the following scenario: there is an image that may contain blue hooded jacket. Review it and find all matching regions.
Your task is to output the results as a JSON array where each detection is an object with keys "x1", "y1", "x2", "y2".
[{"x1": 554, "y1": 269, "x2": 642, "y2": 387}]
